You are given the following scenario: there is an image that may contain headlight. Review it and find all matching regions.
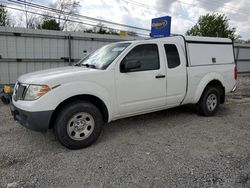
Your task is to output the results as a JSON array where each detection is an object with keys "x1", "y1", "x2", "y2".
[{"x1": 24, "y1": 85, "x2": 50, "y2": 101}]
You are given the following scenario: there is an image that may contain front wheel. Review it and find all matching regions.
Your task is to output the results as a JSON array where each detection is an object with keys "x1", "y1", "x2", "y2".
[
  {"x1": 54, "y1": 101, "x2": 104, "y2": 149},
  {"x1": 197, "y1": 87, "x2": 220, "y2": 116}
]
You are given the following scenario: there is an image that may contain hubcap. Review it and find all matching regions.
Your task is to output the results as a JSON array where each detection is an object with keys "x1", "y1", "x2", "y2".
[
  {"x1": 67, "y1": 112, "x2": 95, "y2": 141},
  {"x1": 206, "y1": 93, "x2": 217, "y2": 112}
]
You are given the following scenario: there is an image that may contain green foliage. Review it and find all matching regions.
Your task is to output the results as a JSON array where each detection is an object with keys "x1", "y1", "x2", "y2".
[
  {"x1": 235, "y1": 39, "x2": 250, "y2": 44},
  {"x1": 38, "y1": 19, "x2": 60, "y2": 30},
  {"x1": 97, "y1": 27, "x2": 119, "y2": 35},
  {"x1": 0, "y1": 4, "x2": 9, "y2": 26},
  {"x1": 186, "y1": 13, "x2": 239, "y2": 41},
  {"x1": 245, "y1": 40, "x2": 250, "y2": 44},
  {"x1": 84, "y1": 29, "x2": 94, "y2": 33},
  {"x1": 84, "y1": 23, "x2": 119, "y2": 35}
]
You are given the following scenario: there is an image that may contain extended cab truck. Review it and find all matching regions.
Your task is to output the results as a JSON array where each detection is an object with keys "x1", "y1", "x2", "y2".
[{"x1": 10, "y1": 36, "x2": 237, "y2": 149}]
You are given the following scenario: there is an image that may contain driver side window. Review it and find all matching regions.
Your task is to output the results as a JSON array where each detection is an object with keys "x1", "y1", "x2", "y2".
[{"x1": 120, "y1": 44, "x2": 160, "y2": 72}]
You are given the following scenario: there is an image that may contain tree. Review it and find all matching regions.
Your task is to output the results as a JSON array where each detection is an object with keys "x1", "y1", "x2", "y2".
[
  {"x1": 245, "y1": 40, "x2": 250, "y2": 44},
  {"x1": 26, "y1": 16, "x2": 39, "y2": 29},
  {"x1": 235, "y1": 39, "x2": 250, "y2": 44},
  {"x1": 93, "y1": 23, "x2": 107, "y2": 34},
  {"x1": 84, "y1": 28, "x2": 94, "y2": 33},
  {"x1": 50, "y1": 0, "x2": 80, "y2": 30},
  {"x1": 23, "y1": 0, "x2": 39, "y2": 29},
  {"x1": 38, "y1": 19, "x2": 60, "y2": 30},
  {"x1": 84, "y1": 23, "x2": 119, "y2": 35},
  {"x1": 186, "y1": 13, "x2": 239, "y2": 41},
  {"x1": 0, "y1": 4, "x2": 9, "y2": 26}
]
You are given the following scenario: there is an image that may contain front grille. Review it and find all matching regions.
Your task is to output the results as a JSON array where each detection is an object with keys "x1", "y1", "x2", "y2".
[{"x1": 13, "y1": 82, "x2": 28, "y2": 101}]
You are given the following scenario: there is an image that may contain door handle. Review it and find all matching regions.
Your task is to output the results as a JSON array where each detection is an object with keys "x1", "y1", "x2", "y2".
[{"x1": 155, "y1": 74, "x2": 166, "y2": 79}]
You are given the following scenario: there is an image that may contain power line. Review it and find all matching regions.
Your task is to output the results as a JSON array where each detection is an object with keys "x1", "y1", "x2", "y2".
[
  {"x1": 120, "y1": 0, "x2": 198, "y2": 24},
  {"x1": 5, "y1": 0, "x2": 151, "y2": 34},
  {"x1": 8, "y1": 0, "x2": 191, "y2": 36},
  {"x1": 5, "y1": 0, "x2": 192, "y2": 35},
  {"x1": 122, "y1": 0, "x2": 250, "y2": 21},
  {"x1": 121, "y1": 0, "x2": 168, "y2": 14},
  {"x1": 4, "y1": 4, "x2": 150, "y2": 37},
  {"x1": 198, "y1": 0, "x2": 250, "y2": 15},
  {"x1": 7, "y1": 0, "x2": 151, "y2": 32},
  {"x1": 122, "y1": 0, "x2": 198, "y2": 13}
]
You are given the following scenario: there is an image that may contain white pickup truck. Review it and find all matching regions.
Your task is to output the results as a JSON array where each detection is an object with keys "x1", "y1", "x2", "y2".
[{"x1": 10, "y1": 36, "x2": 237, "y2": 149}]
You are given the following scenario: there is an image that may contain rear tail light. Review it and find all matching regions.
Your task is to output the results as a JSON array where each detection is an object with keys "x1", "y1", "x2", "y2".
[{"x1": 234, "y1": 65, "x2": 238, "y2": 80}]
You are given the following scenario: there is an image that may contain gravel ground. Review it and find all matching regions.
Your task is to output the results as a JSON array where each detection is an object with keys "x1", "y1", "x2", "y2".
[{"x1": 1, "y1": 75, "x2": 250, "y2": 188}]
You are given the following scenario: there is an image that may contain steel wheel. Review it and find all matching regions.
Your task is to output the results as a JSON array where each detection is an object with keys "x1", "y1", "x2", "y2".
[
  {"x1": 206, "y1": 93, "x2": 217, "y2": 112},
  {"x1": 67, "y1": 112, "x2": 95, "y2": 141},
  {"x1": 197, "y1": 87, "x2": 220, "y2": 116}
]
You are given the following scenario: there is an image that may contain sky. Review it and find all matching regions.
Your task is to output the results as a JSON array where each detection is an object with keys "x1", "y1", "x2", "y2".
[{"x1": 3, "y1": 0, "x2": 250, "y2": 39}]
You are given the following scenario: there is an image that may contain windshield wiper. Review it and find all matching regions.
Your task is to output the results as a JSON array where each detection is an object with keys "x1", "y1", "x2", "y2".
[
  {"x1": 80, "y1": 63, "x2": 96, "y2": 68},
  {"x1": 74, "y1": 63, "x2": 81, "y2": 66}
]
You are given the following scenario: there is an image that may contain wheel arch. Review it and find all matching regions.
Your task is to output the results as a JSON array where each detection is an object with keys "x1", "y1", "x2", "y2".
[
  {"x1": 49, "y1": 94, "x2": 109, "y2": 129},
  {"x1": 194, "y1": 73, "x2": 226, "y2": 104},
  {"x1": 196, "y1": 79, "x2": 225, "y2": 105},
  {"x1": 203, "y1": 80, "x2": 225, "y2": 104}
]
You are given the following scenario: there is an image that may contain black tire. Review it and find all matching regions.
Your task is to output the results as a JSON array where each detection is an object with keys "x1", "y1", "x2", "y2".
[
  {"x1": 197, "y1": 87, "x2": 220, "y2": 116},
  {"x1": 54, "y1": 101, "x2": 104, "y2": 149}
]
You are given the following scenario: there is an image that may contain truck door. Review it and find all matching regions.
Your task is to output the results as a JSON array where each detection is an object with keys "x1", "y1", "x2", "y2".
[
  {"x1": 163, "y1": 43, "x2": 187, "y2": 106},
  {"x1": 115, "y1": 43, "x2": 167, "y2": 116}
]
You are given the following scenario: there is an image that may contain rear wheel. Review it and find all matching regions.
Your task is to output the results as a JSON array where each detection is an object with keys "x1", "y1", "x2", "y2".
[
  {"x1": 54, "y1": 101, "x2": 103, "y2": 149},
  {"x1": 197, "y1": 87, "x2": 220, "y2": 116}
]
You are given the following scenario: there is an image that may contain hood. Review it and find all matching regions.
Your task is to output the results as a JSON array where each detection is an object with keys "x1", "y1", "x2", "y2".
[{"x1": 18, "y1": 66, "x2": 100, "y2": 86}]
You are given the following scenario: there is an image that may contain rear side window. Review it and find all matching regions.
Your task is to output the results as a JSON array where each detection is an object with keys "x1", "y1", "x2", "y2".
[
  {"x1": 121, "y1": 44, "x2": 160, "y2": 72},
  {"x1": 164, "y1": 44, "x2": 181, "y2": 68}
]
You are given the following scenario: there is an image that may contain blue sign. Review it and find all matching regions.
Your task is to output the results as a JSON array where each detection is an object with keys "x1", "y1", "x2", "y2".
[{"x1": 150, "y1": 16, "x2": 171, "y2": 38}]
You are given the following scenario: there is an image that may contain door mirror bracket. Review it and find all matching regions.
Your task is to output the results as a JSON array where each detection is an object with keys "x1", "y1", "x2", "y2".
[{"x1": 121, "y1": 60, "x2": 141, "y2": 73}]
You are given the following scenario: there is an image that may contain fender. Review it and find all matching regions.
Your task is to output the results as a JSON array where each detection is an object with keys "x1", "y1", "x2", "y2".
[
  {"x1": 52, "y1": 81, "x2": 113, "y2": 120},
  {"x1": 15, "y1": 81, "x2": 114, "y2": 121},
  {"x1": 193, "y1": 72, "x2": 225, "y2": 103}
]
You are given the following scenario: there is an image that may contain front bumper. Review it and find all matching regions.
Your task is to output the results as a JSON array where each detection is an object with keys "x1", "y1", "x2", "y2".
[{"x1": 10, "y1": 103, "x2": 53, "y2": 132}]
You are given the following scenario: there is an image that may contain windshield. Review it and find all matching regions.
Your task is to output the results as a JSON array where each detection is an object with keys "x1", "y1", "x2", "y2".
[{"x1": 76, "y1": 42, "x2": 131, "y2": 69}]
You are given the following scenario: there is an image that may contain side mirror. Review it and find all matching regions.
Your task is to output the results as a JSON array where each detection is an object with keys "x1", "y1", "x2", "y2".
[{"x1": 121, "y1": 59, "x2": 141, "y2": 73}]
